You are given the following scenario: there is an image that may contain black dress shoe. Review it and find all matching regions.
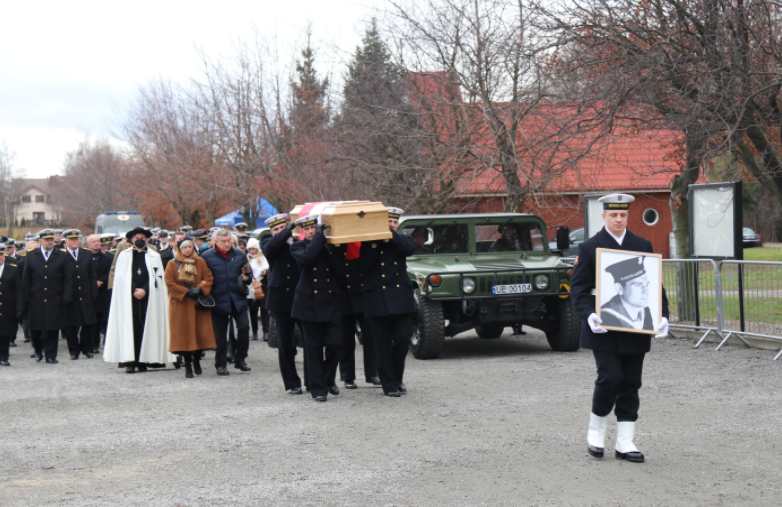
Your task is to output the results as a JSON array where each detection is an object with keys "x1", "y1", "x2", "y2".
[
  {"x1": 252, "y1": 332, "x2": 259, "y2": 341},
  {"x1": 216, "y1": 366, "x2": 230, "y2": 376},
  {"x1": 126, "y1": 366, "x2": 136, "y2": 374},
  {"x1": 234, "y1": 360, "x2": 251, "y2": 372},
  {"x1": 0, "y1": 360, "x2": 10, "y2": 366},
  {"x1": 23, "y1": 339, "x2": 31, "y2": 343},
  {"x1": 615, "y1": 450, "x2": 645, "y2": 463},
  {"x1": 288, "y1": 387, "x2": 303, "y2": 395},
  {"x1": 329, "y1": 385, "x2": 340, "y2": 395},
  {"x1": 35, "y1": 354, "x2": 44, "y2": 362},
  {"x1": 70, "y1": 353, "x2": 79, "y2": 360},
  {"x1": 385, "y1": 391, "x2": 401, "y2": 397},
  {"x1": 84, "y1": 352, "x2": 94, "y2": 359},
  {"x1": 398, "y1": 383, "x2": 407, "y2": 394},
  {"x1": 46, "y1": 358, "x2": 59, "y2": 364},
  {"x1": 344, "y1": 381, "x2": 357, "y2": 389},
  {"x1": 193, "y1": 361, "x2": 202, "y2": 376},
  {"x1": 93, "y1": 348, "x2": 101, "y2": 354},
  {"x1": 587, "y1": 444, "x2": 604, "y2": 458},
  {"x1": 314, "y1": 395, "x2": 327, "y2": 402},
  {"x1": 366, "y1": 376, "x2": 382, "y2": 386},
  {"x1": 137, "y1": 365, "x2": 147, "y2": 372}
]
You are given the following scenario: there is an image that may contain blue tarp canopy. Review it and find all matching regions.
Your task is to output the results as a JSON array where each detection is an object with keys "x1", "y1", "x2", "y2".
[{"x1": 214, "y1": 198, "x2": 277, "y2": 228}]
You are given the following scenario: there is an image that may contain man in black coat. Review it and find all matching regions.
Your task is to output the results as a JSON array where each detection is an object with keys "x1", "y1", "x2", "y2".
[
  {"x1": 0, "y1": 244, "x2": 23, "y2": 365},
  {"x1": 262, "y1": 213, "x2": 306, "y2": 394},
  {"x1": 21, "y1": 229, "x2": 73, "y2": 363},
  {"x1": 333, "y1": 243, "x2": 379, "y2": 389},
  {"x1": 15, "y1": 240, "x2": 37, "y2": 344},
  {"x1": 87, "y1": 234, "x2": 114, "y2": 352},
  {"x1": 570, "y1": 193, "x2": 669, "y2": 463},
  {"x1": 158, "y1": 231, "x2": 174, "y2": 269},
  {"x1": 290, "y1": 215, "x2": 343, "y2": 402},
  {"x1": 359, "y1": 207, "x2": 417, "y2": 397},
  {"x1": 201, "y1": 229, "x2": 253, "y2": 375},
  {"x1": 1, "y1": 238, "x2": 20, "y2": 347},
  {"x1": 61, "y1": 230, "x2": 99, "y2": 360}
]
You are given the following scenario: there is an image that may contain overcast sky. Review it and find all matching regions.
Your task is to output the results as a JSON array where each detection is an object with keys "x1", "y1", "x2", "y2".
[{"x1": 0, "y1": 0, "x2": 386, "y2": 179}]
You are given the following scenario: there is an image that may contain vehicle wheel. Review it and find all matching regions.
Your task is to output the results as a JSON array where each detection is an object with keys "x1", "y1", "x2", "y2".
[
  {"x1": 267, "y1": 313, "x2": 279, "y2": 349},
  {"x1": 475, "y1": 323, "x2": 505, "y2": 339},
  {"x1": 410, "y1": 289, "x2": 445, "y2": 359},
  {"x1": 356, "y1": 320, "x2": 364, "y2": 346},
  {"x1": 545, "y1": 298, "x2": 581, "y2": 352}
]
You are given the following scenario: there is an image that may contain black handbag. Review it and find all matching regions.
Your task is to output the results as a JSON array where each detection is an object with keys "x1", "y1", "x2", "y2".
[{"x1": 173, "y1": 259, "x2": 215, "y2": 310}]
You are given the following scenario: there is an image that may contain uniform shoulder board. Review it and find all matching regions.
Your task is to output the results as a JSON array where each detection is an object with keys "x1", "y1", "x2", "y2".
[
  {"x1": 110, "y1": 248, "x2": 117, "y2": 253},
  {"x1": 28, "y1": 248, "x2": 35, "y2": 251},
  {"x1": 60, "y1": 248, "x2": 67, "y2": 252},
  {"x1": 9, "y1": 263, "x2": 17, "y2": 267},
  {"x1": 83, "y1": 247, "x2": 90, "y2": 250}
]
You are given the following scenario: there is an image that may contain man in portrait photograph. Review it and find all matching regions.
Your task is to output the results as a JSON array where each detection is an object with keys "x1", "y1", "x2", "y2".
[{"x1": 600, "y1": 256, "x2": 654, "y2": 331}]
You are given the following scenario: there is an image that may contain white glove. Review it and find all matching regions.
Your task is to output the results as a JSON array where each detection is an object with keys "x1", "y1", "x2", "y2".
[
  {"x1": 654, "y1": 317, "x2": 669, "y2": 339},
  {"x1": 588, "y1": 313, "x2": 608, "y2": 334}
]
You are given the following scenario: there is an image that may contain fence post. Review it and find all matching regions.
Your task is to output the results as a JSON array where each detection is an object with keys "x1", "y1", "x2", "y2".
[{"x1": 738, "y1": 263, "x2": 745, "y2": 333}]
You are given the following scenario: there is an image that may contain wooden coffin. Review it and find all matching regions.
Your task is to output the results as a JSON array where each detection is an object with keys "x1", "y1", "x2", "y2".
[{"x1": 289, "y1": 201, "x2": 392, "y2": 245}]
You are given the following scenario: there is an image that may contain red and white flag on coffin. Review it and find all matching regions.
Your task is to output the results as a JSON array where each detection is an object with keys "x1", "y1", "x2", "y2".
[{"x1": 297, "y1": 201, "x2": 361, "y2": 259}]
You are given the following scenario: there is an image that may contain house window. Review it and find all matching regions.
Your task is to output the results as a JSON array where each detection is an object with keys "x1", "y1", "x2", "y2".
[
  {"x1": 643, "y1": 208, "x2": 660, "y2": 226},
  {"x1": 33, "y1": 212, "x2": 46, "y2": 221},
  {"x1": 22, "y1": 195, "x2": 31, "y2": 203},
  {"x1": 35, "y1": 195, "x2": 45, "y2": 203}
]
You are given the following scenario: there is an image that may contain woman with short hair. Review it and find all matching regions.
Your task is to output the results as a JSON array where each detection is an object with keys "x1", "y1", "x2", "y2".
[{"x1": 164, "y1": 238, "x2": 216, "y2": 378}]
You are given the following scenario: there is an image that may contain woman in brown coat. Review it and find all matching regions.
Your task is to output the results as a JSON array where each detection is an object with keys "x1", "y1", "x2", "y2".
[{"x1": 165, "y1": 238, "x2": 216, "y2": 378}]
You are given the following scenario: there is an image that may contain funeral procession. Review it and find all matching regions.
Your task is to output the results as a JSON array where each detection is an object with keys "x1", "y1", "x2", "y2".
[{"x1": 3, "y1": 2, "x2": 782, "y2": 505}]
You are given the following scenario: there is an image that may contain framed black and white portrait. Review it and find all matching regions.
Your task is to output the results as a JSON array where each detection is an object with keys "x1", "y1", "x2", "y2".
[{"x1": 595, "y1": 248, "x2": 662, "y2": 335}]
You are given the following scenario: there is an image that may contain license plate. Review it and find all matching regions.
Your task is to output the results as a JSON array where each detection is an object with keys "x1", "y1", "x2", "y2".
[{"x1": 492, "y1": 283, "x2": 532, "y2": 295}]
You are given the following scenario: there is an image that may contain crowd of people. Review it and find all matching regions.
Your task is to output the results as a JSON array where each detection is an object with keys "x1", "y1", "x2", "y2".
[{"x1": 0, "y1": 209, "x2": 415, "y2": 402}]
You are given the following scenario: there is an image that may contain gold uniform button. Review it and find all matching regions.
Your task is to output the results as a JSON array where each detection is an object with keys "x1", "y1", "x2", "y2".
[
  {"x1": 394, "y1": 262, "x2": 398, "y2": 265},
  {"x1": 346, "y1": 274, "x2": 349, "y2": 278},
  {"x1": 327, "y1": 279, "x2": 330, "y2": 282},
  {"x1": 345, "y1": 263, "x2": 349, "y2": 266},
  {"x1": 287, "y1": 264, "x2": 291, "y2": 268},
  {"x1": 80, "y1": 298, "x2": 83, "y2": 301},
  {"x1": 79, "y1": 287, "x2": 81, "y2": 290},
  {"x1": 329, "y1": 290, "x2": 332, "y2": 293},
  {"x1": 286, "y1": 288, "x2": 290, "y2": 291},
  {"x1": 313, "y1": 267, "x2": 317, "y2": 271},
  {"x1": 287, "y1": 276, "x2": 290, "y2": 279},
  {"x1": 347, "y1": 285, "x2": 351, "y2": 289},
  {"x1": 314, "y1": 290, "x2": 318, "y2": 294},
  {"x1": 44, "y1": 288, "x2": 47, "y2": 291},
  {"x1": 382, "y1": 274, "x2": 385, "y2": 278},
  {"x1": 380, "y1": 251, "x2": 384, "y2": 254},
  {"x1": 397, "y1": 285, "x2": 400, "y2": 288},
  {"x1": 44, "y1": 299, "x2": 47, "y2": 302},
  {"x1": 77, "y1": 276, "x2": 81, "y2": 279},
  {"x1": 381, "y1": 262, "x2": 385, "y2": 266},
  {"x1": 314, "y1": 279, "x2": 318, "y2": 282},
  {"x1": 76, "y1": 265, "x2": 79, "y2": 268},
  {"x1": 44, "y1": 276, "x2": 47, "y2": 279},
  {"x1": 382, "y1": 286, "x2": 386, "y2": 289}
]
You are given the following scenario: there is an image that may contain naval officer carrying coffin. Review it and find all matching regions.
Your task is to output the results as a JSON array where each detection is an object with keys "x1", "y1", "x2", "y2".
[{"x1": 569, "y1": 193, "x2": 670, "y2": 463}]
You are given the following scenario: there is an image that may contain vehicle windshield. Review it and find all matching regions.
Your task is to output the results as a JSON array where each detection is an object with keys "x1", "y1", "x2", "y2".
[
  {"x1": 97, "y1": 214, "x2": 146, "y2": 235},
  {"x1": 402, "y1": 224, "x2": 469, "y2": 254},
  {"x1": 475, "y1": 223, "x2": 546, "y2": 252}
]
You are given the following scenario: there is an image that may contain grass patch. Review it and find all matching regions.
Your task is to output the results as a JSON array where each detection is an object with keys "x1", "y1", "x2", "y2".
[
  {"x1": 667, "y1": 295, "x2": 782, "y2": 323},
  {"x1": 743, "y1": 247, "x2": 782, "y2": 262}
]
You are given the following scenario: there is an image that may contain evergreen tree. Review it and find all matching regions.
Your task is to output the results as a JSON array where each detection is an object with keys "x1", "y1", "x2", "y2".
[{"x1": 290, "y1": 34, "x2": 329, "y2": 136}]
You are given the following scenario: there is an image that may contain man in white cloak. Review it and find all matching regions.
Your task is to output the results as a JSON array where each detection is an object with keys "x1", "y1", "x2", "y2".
[{"x1": 104, "y1": 227, "x2": 174, "y2": 373}]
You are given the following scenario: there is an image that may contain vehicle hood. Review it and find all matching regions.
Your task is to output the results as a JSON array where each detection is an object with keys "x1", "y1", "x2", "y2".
[{"x1": 408, "y1": 254, "x2": 565, "y2": 273}]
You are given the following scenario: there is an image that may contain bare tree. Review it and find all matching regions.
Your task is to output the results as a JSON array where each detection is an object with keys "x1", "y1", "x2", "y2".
[{"x1": 0, "y1": 144, "x2": 26, "y2": 237}]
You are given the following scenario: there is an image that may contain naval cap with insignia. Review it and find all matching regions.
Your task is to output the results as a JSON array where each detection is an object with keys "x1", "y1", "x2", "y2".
[
  {"x1": 264, "y1": 213, "x2": 290, "y2": 228},
  {"x1": 233, "y1": 222, "x2": 248, "y2": 232},
  {"x1": 6, "y1": 238, "x2": 15, "y2": 246},
  {"x1": 606, "y1": 256, "x2": 647, "y2": 285},
  {"x1": 0, "y1": 243, "x2": 6, "y2": 253},
  {"x1": 38, "y1": 229, "x2": 56, "y2": 239},
  {"x1": 294, "y1": 214, "x2": 318, "y2": 228},
  {"x1": 598, "y1": 193, "x2": 635, "y2": 210},
  {"x1": 99, "y1": 234, "x2": 114, "y2": 245},
  {"x1": 0, "y1": 236, "x2": 7, "y2": 243},
  {"x1": 62, "y1": 229, "x2": 82, "y2": 239},
  {"x1": 192, "y1": 228, "x2": 210, "y2": 240},
  {"x1": 178, "y1": 225, "x2": 193, "y2": 233},
  {"x1": 158, "y1": 229, "x2": 169, "y2": 238},
  {"x1": 387, "y1": 207, "x2": 404, "y2": 219}
]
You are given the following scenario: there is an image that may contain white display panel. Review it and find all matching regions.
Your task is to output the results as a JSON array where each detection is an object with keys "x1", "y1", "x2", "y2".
[
  {"x1": 690, "y1": 185, "x2": 738, "y2": 258},
  {"x1": 585, "y1": 195, "x2": 606, "y2": 239}
]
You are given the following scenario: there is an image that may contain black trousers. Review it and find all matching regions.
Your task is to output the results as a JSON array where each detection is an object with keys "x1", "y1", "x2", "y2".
[
  {"x1": 340, "y1": 314, "x2": 377, "y2": 382},
  {"x1": 212, "y1": 308, "x2": 250, "y2": 368},
  {"x1": 0, "y1": 334, "x2": 10, "y2": 361},
  {"x1": 90, "y1": 313, "x2": 106, "y2": 349},
  {"x1": 369, "y1": 313, "x2": 412, "y2": 394},
  {"x1": 301, "y1": 320, "x2": 342, "y2": 398},
  {"x1": 22, "y1": 318, "x2": 30, "y2": 341},
  {"x1": 30, "y1": 329, "x2": 59, "y2": 360},
  {"x1": 9, "y1": 320, "x2": 18, "y2": 344},
  {"x1": 592, "y1": 351, "x2": 645, "y2": 422},
  {"x1": 274, "y1": 311, "x2": 307, "y2": 390},
  {"x1": 248, "y1": 299, "x2": 269, "y2": 334},
  {"x1": 64, "y1": 325, "x2": 93, "y2": 357}
]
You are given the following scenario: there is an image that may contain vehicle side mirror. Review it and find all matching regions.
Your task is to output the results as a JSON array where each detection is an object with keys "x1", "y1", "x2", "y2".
[
  {"x1": 556, "y1": 226, "x2": 570, "y2": 251},
  {"x1": 425, "y1": 228, "x2": 434, "y2": 246}
]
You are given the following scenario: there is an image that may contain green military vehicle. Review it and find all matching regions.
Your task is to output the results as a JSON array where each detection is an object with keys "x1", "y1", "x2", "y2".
[{"x1": 399, "y1": 213, "x2": 580, "y2": 359}]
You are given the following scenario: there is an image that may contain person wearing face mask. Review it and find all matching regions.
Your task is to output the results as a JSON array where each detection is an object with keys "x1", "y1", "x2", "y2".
[
  {"x1": 20, "y1": 229, "x2": 73, "y2": 364},
  {"x1": 61, "y1": 229, "x2": 99, "y2": 360},
  {"x1": 192, "y1": 229, "x2": 210, "y2": 255},
  {"x1": 104, "y1": 227, "x2": 174, "y2": 373},
  {"x1": 108, "y1": 228, "x2": 157, "y2": 290},
  {"x1": 245, "y1": 238, "x2": 269, "y2": 342}
]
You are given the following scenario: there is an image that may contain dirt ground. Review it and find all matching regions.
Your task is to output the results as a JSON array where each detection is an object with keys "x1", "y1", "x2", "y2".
[{"x1": 1, "y1": 327, "x2": 780, "y2": 507}]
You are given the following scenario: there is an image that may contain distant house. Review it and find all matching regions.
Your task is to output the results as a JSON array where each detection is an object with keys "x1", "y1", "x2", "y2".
[{"x1": 14, "y1": 176, "x2": 63, "y2": 225}]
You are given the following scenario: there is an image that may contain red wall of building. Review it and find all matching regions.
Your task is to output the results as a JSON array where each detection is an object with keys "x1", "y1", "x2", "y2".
[{"x1": 455, "y1": 192, "x2": 674, "y2": 258}]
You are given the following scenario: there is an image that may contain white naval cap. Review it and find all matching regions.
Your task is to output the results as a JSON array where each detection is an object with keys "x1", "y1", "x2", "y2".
[
  {"x1": 294, "y1": 214, "x2": 318, "y2": 227},
  {"x1": 387, "y1": 207, "x2": 404, "y2": 219},
  {"x1": 264, "y1": 213, "x2": 290, "y2": 228},
  {"x1": 598, "y1": 193, "x2": 635, "y2": 210}
]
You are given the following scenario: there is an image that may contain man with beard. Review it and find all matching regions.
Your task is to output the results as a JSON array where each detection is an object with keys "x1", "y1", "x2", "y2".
[
  {"x1": 61, "y1": 229, "x2": 99, "y2": 360},
  {"x1": 21, "y1": 229, "x2": 73, "y2": 363},
  {"x1": 104, "y1": 227, "x2": 173, "y2": 373}
]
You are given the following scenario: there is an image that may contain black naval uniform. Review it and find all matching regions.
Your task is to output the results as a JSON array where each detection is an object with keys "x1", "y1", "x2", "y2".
[
  {"x1": 62, "y1": 247, "x2": 99, "y2": 359},
  {"x1": 21, "y1": 247, "x2": 73, "y2": 362},
  {"x1": 570, "y1": 227, "x2": 669, "y2": 421},
  {"x1": 290, "y1": 231, "x2": 343, "y2": 399},
  {"x1": 360, "y1": 229, "x2": 416, "y2": 395},
  {"x1": 263, "y1": 227, "x2": 305, "y2": 391},
  {"x1": 90, "y1": 249, "x2": 114, "y2": 350},
  {"x1": 0, "y1": 261, "x2": 23, "y2": 363},
  {"x1": 159, "y1": 244, "x2": 175, "y2": 270},
  {"x1": 15, "y1": 254, "x2": 31, "y2": 343},
  {"x1": 333, "y1": 244, "x2": 378, "y2": 384}
]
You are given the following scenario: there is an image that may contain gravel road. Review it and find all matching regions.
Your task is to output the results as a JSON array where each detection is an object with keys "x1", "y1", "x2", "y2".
[{"x1": 1, "y1": 328, "x2": 781, "y2": 506}]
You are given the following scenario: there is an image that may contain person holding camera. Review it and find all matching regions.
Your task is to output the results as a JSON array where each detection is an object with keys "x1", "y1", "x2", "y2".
[{"x1": 164, "y1": 238, "x2": 216, "y2": 378}]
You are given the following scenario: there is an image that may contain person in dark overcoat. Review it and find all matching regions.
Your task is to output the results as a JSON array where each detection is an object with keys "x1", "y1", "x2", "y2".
[
  {"x1": 158, "y1": 230, "x2": 175, "y2": 269},
  {"x1": 332, "y1": 243, "x2": 379, "y2": 389},
  {"x1": 0, "y1": 244, "x2": 23, "y2": 365},
  {"x1": 15, "y1": 240, "x2": 36, "y2": 344},
  {"x1": 290, "y1": 215, "x2": 343, "y2": 402},
  {"x1": 570, "y1": 193, "x2": 670, "y2": 463},
  {"x1": 359, "y1": 207, "x2": 416, "y2": 397},
  {"x1": 262, "y1": 213, "x2": 307, "y2": 394},
  {"x1": 61, "y1": 229, "x2": 99, "y2": 360},
  {"x1": 87, "y1": 234, "x2": 114, "y2": 352},
  {"x1": 21, "y1": 229, "x2": 73, "y2": 363}
]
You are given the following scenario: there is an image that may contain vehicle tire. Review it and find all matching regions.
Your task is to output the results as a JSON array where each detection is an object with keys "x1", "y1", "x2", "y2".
[
  {"x1": 410, "y1": 290, "x2": 445, "y2": 359},
  {"x1": 545, "y1": 298, "x2": 581, "y2": 352},
  {"x1": 475, "y1": 323, "x2": 505, "y2": 339}
]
